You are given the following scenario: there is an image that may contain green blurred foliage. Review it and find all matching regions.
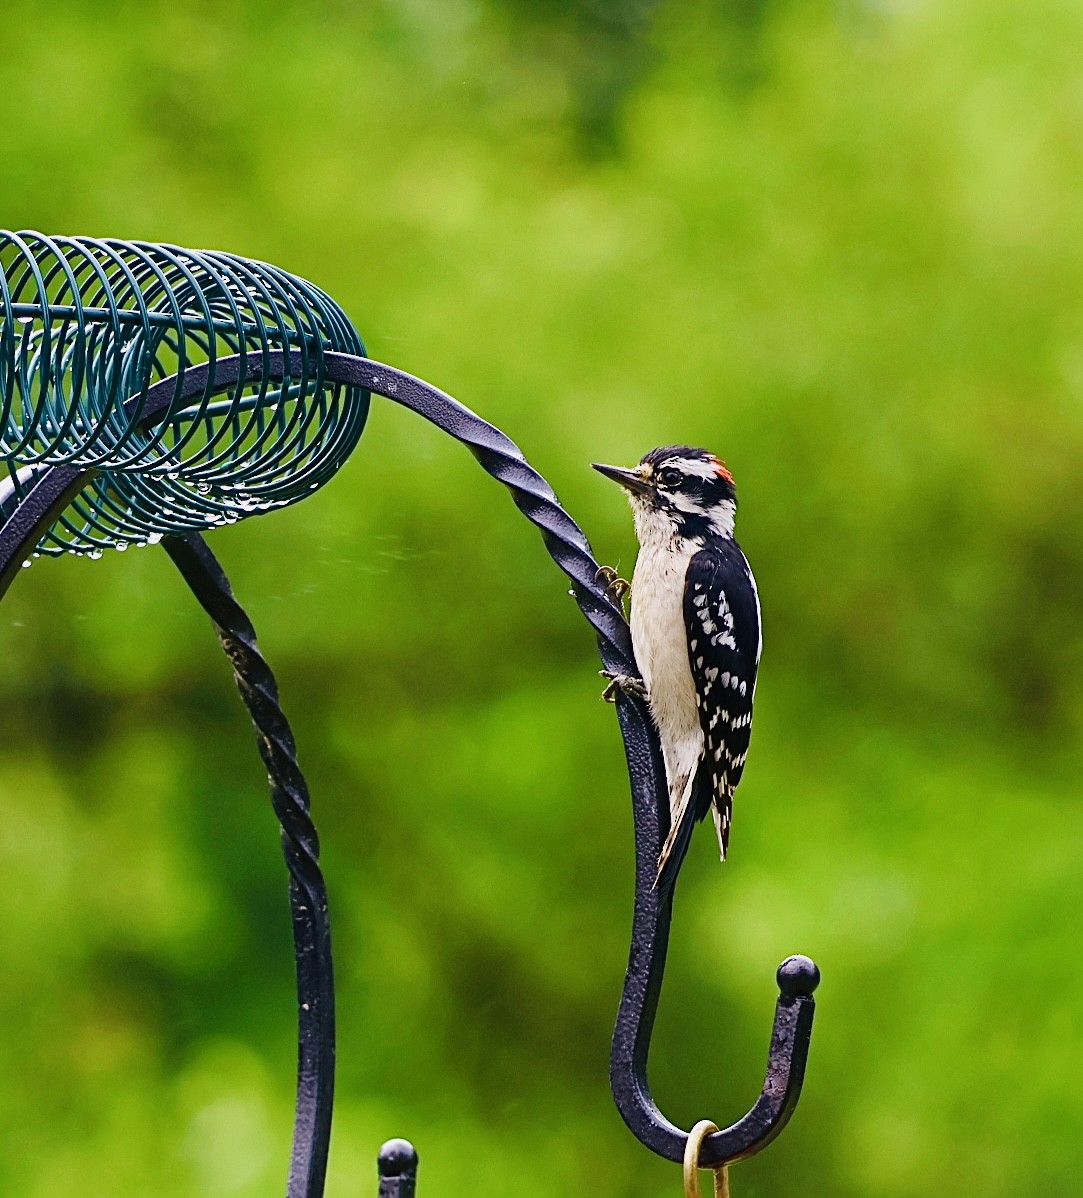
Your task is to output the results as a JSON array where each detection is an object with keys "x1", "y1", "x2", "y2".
[{"x1": 0, "y1": 0, "x2": 1082, "y2": 1195}]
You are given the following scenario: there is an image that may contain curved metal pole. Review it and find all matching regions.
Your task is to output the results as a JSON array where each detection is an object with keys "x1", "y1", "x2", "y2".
[
  {"x1": 0, "y1": 349, "x2": 820, "y2": 1174},
  {"x1": 0, "y1": 481, "x2": 336, "y2": 1197}
]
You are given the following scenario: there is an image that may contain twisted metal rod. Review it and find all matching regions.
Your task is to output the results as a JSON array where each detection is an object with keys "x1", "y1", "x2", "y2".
[{"x1": 163, "y1": 533, "x2": 335, "y2": 1198}]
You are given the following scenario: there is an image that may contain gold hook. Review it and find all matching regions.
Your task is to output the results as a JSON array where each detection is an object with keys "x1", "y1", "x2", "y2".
[{"x1": 682, "y1": 1120, "x2": 731, "y2": 1198}]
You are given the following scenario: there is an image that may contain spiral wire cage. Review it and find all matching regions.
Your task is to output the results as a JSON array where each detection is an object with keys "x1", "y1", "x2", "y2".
[
  {"x1": 0, "y1": 230, "x2": 369, "y2": 556},
  {"x1": 0, "y1": 231, "x2": 819, "y2": 1197}
]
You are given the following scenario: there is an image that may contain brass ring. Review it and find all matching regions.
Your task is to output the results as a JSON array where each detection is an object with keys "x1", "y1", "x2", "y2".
[{"x1": 683, "y1": 1120, "x2": 720, "y2": 1198}]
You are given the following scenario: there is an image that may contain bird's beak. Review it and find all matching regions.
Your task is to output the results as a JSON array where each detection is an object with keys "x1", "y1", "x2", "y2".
[{"x1": 592, "y1": 462, "x2": 651, "y2": 495}]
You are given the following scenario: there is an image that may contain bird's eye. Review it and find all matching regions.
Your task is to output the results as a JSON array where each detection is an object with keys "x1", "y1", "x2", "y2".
[{"x1": 657, "y1": 467, "x2": 683, "y2": 489}]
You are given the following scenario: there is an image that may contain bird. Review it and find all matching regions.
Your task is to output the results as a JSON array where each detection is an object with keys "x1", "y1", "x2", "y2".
[{"x1": 593, "y1": 446, "x2": 761, "y2": 892}]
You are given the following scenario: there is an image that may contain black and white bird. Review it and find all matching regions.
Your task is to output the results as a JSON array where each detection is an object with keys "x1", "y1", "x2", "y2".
[{"x1": 593, "y1": 446, "x2": 761, "y2": 892}]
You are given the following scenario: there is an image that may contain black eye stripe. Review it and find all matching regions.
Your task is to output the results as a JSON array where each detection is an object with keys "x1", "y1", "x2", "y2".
[{"x1": 658, "y1": 468, "x2": 711, "y2": 496}]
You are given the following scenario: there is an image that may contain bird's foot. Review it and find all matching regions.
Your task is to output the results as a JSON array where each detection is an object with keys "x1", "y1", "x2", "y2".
[
  {"x1": 600, "y1": 670, "x2": 647, "y2": 703},
  {"x1": 596, "y1": 565, "x2": 631, "y2": 604}
]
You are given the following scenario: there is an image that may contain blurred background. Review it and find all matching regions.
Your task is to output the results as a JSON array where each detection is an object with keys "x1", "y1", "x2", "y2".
[{"x1": 1, "y1": 0, "x2": 1082, "y2": 1194}]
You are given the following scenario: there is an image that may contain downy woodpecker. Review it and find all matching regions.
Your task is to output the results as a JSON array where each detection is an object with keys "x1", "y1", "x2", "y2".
[{"x1": 593, "y1": 446, "x2": 761, "y2": 892}]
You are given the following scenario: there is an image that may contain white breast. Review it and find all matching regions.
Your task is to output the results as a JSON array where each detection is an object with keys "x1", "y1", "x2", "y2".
[{"x1": 630, "y1": 543, "x2": 703, "y2": 814}]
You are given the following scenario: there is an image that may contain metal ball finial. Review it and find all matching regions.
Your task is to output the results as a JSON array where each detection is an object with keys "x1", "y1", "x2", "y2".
[
  {"x1": 377, "y1": 1139, "x2": 418, "y2": 1177},
  {"x1": 777, "y1": 954, "x2": 821, "y2": 998}
]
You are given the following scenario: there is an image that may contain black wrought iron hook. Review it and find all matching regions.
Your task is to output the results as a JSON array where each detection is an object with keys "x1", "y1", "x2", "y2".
[
  {"x1": 318, "y1": 355, "x2": 823, "y2": 1169},
  {"x1": 0, "y1": 348, "x2": 820, "y2": 1184},
  {"x1": 609, "y1": 690, "x2": 821, "y2": 1164}
]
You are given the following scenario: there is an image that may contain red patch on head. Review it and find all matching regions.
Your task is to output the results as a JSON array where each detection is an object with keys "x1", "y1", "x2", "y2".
[{"x1": 712, "y1": 457, "x2": 735, "y2": 485}]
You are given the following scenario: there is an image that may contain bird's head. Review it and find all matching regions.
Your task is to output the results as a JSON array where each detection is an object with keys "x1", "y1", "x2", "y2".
[{"x1": 592, "y1": 445, "x2": 737, "y2": 547}]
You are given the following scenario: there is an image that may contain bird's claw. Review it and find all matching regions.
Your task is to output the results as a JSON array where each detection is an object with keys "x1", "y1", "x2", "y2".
[
  {"x1": 596, "y1": 565, "x2": 631, "y2": 603},
  {"x1": 600, "y1": 670, "x2": 647, "y2": 703}
]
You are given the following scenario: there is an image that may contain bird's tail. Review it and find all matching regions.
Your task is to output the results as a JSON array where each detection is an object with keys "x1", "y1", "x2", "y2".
[
  {"x1": 654, "y1": 770, "x2": 698, "y2": 895},
  {"x1": 711, "y1": 792, "x2": 732, "y2": 861}
]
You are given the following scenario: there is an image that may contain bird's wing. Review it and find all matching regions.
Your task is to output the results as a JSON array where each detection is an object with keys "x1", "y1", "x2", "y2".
[
  {"x1": 685, "y1": 545, "x2": 760, "y2": 847},
  {"x1": 654, "y1": 544, "x2": 761, "y2": 894}
]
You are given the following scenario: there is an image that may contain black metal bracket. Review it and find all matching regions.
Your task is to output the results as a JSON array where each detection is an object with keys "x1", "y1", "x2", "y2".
[{"x1": 0, "y1": 350, "x2": 820, "y2": 1191}]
